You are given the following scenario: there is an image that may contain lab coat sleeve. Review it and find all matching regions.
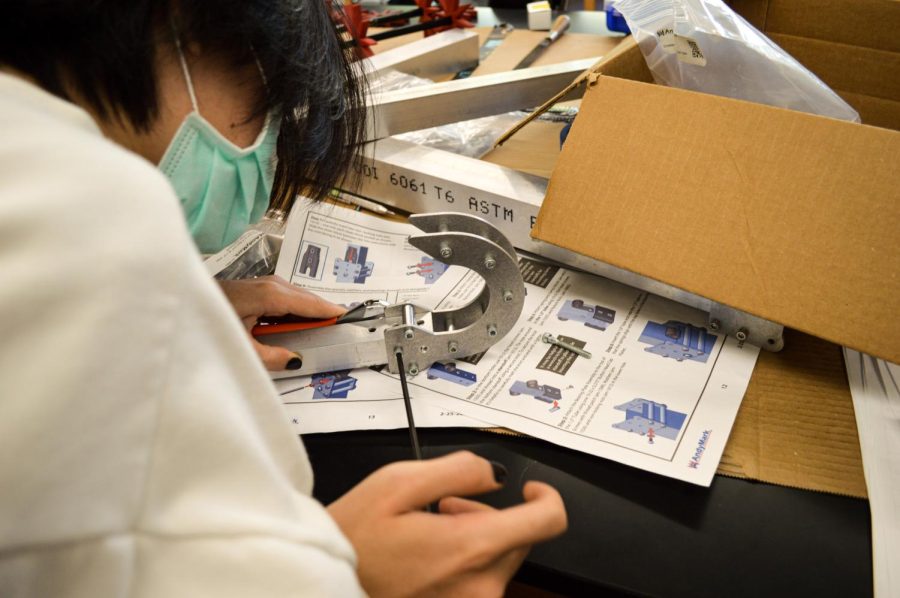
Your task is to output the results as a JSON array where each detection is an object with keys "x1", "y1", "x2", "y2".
[{"x1": 0, "y1": 73, "x2": 364, "y2": 598}]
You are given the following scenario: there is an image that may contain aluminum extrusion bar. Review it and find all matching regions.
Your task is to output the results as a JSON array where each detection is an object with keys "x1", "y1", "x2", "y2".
[
  {"x1": 365, "y1": 57, "x2": 597, "y2": 140},
  {"x1": 353, "y1": 138, "x2": 547, "y2": 252},
  {"x1": 347, "y1": 139, "x2": 785, "y2": 350},
  {"x1": 364, "y1": 29, "x2": 479, "y2": 81}
]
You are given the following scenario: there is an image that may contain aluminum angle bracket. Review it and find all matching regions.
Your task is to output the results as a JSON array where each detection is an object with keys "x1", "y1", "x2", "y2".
[
  {"x1": 258, "y1": 212, "x2": 526, "y2": 377},
  {"x1": 363, "y1": 29, "x2": 479, "y2": 81},
  {"x1": 365, "y1": 57, "x2": 597, "y2": 140}
]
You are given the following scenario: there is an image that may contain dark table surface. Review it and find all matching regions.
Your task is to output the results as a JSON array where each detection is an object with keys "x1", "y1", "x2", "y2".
[{"x1": 305, "y1": 427, "x2": 871, "y2": 597}]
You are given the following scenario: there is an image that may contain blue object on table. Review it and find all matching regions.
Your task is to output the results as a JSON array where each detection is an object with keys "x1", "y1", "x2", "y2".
[
  {"x1": 559, "y1": 122, "x2": 572, "y2": 148},
  {"x1": 605, "y1": 6, "x2": 630, "y2": 34}
]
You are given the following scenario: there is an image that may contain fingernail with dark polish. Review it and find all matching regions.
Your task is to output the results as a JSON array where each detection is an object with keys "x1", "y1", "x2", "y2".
[
  {"x1": 286, "y1": 355, "x2": 303, "y2": 370},
  {"x1": 490, "y1": 461, "x2": 508, "y2": 485}
]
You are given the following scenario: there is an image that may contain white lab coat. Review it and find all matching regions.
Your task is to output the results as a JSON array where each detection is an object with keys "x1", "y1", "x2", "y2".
[{"x1": 0, "y1": 72, "x2": 364, "y2": 598}]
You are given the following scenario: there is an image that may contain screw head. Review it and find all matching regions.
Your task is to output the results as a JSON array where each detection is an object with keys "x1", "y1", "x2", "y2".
[
  {"x1": 420, "y1": 345, "x2": 428, "y2": 353},
  {"x1": 404, "y1": 328, "x2": 415, "y2": 340},
  {"x1": 448, "y1": 341, "x2": 459, "y2": 354},
  {"x1": 440, "y1": 246, "x2": 452, "y2": 259},
  {"x1": 408, "y1": 364, "x2": 419, "y2": 376},
  {"x1": 484, "y1": 257, "x2": 496, "y2": 270},
  {"x1": 503, "y1": 290, "x2": 514, "y2": 303},
  {"x1": 709, "y1": 319, "x2": 721, "y2": 331},
  {"x1": 487, "y1": 325, "x2": 498, "y2": 337},
  {"x1": 735, "y1": 328, "x2": 748, "y2": 341}
]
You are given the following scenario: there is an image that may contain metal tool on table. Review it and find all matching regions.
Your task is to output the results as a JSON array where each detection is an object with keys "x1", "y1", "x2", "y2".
[
  {"x1": 253, "y1": 212, "x2": 526, "y2": 378},
  {"x1": 453, "y1": 22, "x2": 515, "y2": 80},
  {"x1": 514, "y1": 15, "x2": 571, "y2": 70}
]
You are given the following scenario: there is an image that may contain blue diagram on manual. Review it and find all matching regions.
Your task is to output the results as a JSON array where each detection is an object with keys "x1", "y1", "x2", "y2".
[
  {"x1": 312, "y1": 370, "x2": 358, "y2": 399},
  {"x1": 557, "y1": 299, "x2": 616, "y2": 331},
  {"x1": 612, "y1": 398, "x2": 686, "y2": 441},
  {"x1": 638, "y1": 320, "x2": 717, "y2": 363},
  {"x1": 334, "y1": 244, "x2": 374, "y2": 284}
]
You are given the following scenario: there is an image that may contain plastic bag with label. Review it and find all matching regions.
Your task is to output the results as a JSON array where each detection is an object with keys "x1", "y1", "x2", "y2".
[{"x1": 614, "y1": 0, "x2": 860, "y2": 122}]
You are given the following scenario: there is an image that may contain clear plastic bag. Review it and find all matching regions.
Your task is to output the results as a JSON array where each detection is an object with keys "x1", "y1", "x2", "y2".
[
  {"x1": 615, "y1": 0, "x2": 860, "y2": 122},
  {"x1": 206, "y1": 211, "x2": 285, "y2": 280},
  {"x1": 395, "y1": 112, "x2": 534, "y2": 158},
  {"x1": 368, "y1": 68, "x2": 433, "y2": 94}
]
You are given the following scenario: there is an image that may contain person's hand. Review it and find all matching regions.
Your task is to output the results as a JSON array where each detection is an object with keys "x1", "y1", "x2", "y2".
[
  {"x1": 328, "y1": 451, "x2": 567, "y2": 597},
  {"x1": 218, "y1": 275, "x2": 345, "y2": 371}
]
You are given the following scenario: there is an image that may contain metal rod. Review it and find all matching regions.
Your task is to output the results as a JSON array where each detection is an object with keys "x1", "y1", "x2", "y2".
[
  {"x1": 368, "y1": 17, "x2": 452, "y2": 42},
  {"x1": 395, "y1": 352, "x2": 423, "y2": 461},
  {"x1": 402, "y1": 303, "x2": 417, "y2": 326}
]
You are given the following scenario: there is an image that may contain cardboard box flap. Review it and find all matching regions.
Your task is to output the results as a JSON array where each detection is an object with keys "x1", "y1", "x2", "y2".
[
  {"x1": 719, "y1": 329, "x2": 867, "y2": 498},
  {"x1": 768, "y1": 33, "x2": 900, "y2": 105},
  {"x1": 837, "y1": 90, "x2": 900, "y2": 132},
  {"x1": 534, "y1": 75, "x2": 900, "y2": 363},
  {"x1": 765, "y1": 0, "x2": 900, "y2": 54}
]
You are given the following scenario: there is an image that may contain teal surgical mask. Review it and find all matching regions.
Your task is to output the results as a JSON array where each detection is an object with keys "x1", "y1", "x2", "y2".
[{"x1": 159, "y1": 37, "x2": 278, "y2": 254}]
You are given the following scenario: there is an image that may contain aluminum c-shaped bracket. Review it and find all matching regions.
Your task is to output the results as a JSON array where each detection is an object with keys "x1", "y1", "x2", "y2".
[{"x1": 383, "y1": 212, "x2": 526, "y2": 375}]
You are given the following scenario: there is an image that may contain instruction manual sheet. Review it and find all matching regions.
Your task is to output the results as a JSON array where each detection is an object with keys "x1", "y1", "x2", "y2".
[
  {"x1": 277, "y1": 198, "x2": 464, "y2": 307},
  {"x1": 405, "y1": 259, "x2": 759, "y2": 486},
  {"x1": 274, "y1": 199, "x2": 485, "y2": 432},
  {"x1": 275, "y1": 201, "x2": 760, "y2": 485}
]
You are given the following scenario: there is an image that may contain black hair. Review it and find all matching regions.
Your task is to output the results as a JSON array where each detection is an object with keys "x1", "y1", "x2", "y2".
[{"x1": 0, "y1": 1, "x2": 366, "y2": 210}]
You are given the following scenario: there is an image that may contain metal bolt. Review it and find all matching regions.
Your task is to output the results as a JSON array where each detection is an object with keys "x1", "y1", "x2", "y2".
[
  {"x1": 484, "y1": 256, "x2": 496, "y2": 270},
  {"x1": 709, "y1": 319, "x2": 721, "y2": 331},
  {"x1": 440, "y1": 245, "x2": 452, "y2": 259},
  {"x1": 404, "y1": 328, "x2": 415, "y2": 340},
  {"x1": 542, "y1": 333, "x2": 592, "y2": 359},
  {"x1": 448, "y1": 341, "x2": 459, "y2": 354},
  {"x1": 502, "y1": 290, "x2": 514, "y2": 303},
  {"x1": 420, "y1": 345, "x2": 429, "y2": 353},
  {"x1": 487, "y1": 325, "x2": 498, "y2": 337},
  {"x1": 408, "y1": 364, "x2": 419, "y2": 376},
  {"x1": 735, "y1": 328, "x2": 748, "y2": 342}
]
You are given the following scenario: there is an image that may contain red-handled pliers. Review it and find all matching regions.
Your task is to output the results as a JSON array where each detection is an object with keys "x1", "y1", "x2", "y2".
[{"x1": 252, "y1": 299, "x2": 387, "y2": 337}]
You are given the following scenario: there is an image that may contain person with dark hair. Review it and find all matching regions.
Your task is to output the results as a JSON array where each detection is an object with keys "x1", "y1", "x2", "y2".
[
  {"x1": 0, "y1": 0, "x2": 372, "y2": 372},
  {"x1": 0, "y1": 1, "x2": 567, "y2": 596}
]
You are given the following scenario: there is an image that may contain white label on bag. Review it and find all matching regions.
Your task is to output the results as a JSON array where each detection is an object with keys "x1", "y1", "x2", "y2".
[
  {"x1": 204, "y1": 229, "x2": 266, "y2": 276},
  {"x1": 674, "y1": 34, "x2": 706, "y2": 66},
  {"x1": 656, "y1": 26, "x2": 676, "y2": 53}
]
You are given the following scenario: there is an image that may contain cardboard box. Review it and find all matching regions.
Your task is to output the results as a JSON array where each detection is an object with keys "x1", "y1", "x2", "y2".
[
  {"x1": 728, "y1": 0, "x2": 900, "y2": 129},
  {"x1": 531, "y1": 0, "x2": 900, "y2": 497}
]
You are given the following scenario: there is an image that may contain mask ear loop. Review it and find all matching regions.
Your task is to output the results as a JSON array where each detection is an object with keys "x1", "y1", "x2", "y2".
[{"x1": 170, "y1": 20, "x2": 200, "y2": 114}]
